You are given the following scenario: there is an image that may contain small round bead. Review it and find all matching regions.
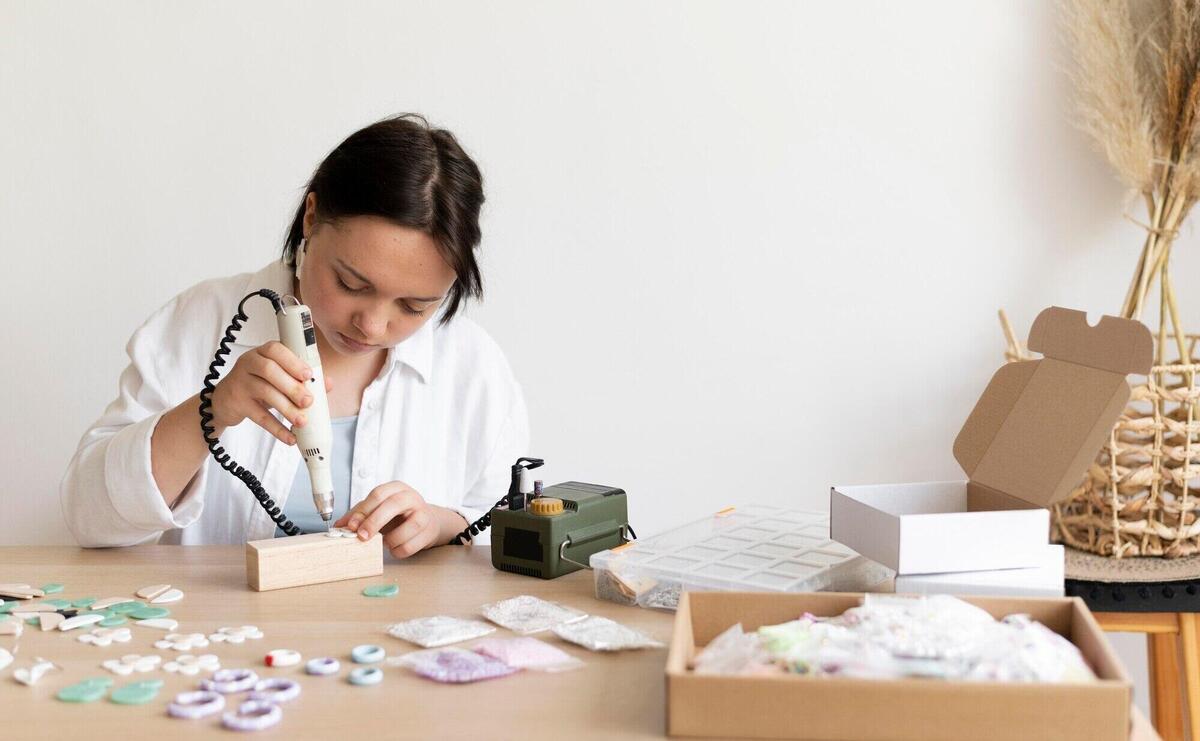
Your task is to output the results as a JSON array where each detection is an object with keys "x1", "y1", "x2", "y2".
[
  {"x1": 350, "y1": 644, "x2": 386, "y2": 664},
  {"x1": 348, "y1": 666, "x2": 383, "y2": 686},
  {"x1": 305, "y1": 657, "x2": 341, "y2": 676},
  {"x1": 263, "y1": 649, "x2": 301, "y2": 667}
]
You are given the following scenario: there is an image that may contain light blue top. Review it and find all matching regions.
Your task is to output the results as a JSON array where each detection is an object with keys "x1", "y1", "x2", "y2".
[{"x1": 275, "y1": 415, "x2": 358, "y2": 536}]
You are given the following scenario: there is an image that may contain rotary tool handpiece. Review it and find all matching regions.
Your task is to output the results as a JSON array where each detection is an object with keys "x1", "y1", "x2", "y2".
[{"x1": 275, "y1": 303, "x2": 335, "y2": 525}]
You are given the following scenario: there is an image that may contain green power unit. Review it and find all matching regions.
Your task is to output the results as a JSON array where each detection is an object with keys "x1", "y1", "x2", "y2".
[{"x1": 490, "y1": 481, "x2": 631, "y2": 579}]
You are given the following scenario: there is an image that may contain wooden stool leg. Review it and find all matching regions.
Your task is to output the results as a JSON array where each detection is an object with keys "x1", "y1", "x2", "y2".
[
  {"x1": 1180, "y1": 614, "x2": 1200, "y2": 741},
  {"x1": 1150, "y1": 631, "x2": 1185, "y2": 741}
]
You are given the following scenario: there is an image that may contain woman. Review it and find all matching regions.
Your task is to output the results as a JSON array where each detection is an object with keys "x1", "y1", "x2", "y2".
[{"x1": 60, "y1": 114, "x2": 528, "y2": 557}]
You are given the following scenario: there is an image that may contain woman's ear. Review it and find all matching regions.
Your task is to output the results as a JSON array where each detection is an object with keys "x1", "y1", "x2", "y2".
[{"x1": 302, "y1": 192, "x2": 318, "y2": 239}]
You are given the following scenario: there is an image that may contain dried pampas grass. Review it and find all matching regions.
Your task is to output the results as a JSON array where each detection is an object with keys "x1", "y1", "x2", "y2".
[
  {"x1": 1064, "y1": 0, "x2": 1200, "y2": 363},
  {"x1": 1063, "y1": 0, "x2": 1158, "y2": 190},
  {"x1": 1049, "y1": 1, "x2": 1200, "y2": 559}
]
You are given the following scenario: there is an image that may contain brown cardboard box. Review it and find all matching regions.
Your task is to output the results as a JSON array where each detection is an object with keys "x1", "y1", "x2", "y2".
[
  {"x1": 666, "y1": 591, "x2": 1132, "y2": 741},
  {"x1": 831, "y1": 307, "x2": 1153, "y2": 574}
]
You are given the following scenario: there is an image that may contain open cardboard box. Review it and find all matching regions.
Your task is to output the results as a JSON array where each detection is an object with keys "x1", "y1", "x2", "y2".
[
  {"x1": 666, "y1": 590, "x2": 1132, "y2": 741},
  {"x1": 831, "y1": 308, "x2": 1152, "y2": 574}
]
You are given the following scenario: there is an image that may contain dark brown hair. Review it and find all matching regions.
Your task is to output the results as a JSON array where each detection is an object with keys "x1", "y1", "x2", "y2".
[{"x1": 282, "y1": 114, "x2": 484, "y2": 325}]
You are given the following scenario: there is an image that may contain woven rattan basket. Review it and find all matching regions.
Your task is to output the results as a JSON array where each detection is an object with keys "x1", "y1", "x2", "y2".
[{"x1": 1002, "y1": 317, "x2": 1200, "y2": 558}]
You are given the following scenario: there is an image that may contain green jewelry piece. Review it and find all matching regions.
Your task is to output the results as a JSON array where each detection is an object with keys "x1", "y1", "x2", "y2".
[
  {"x1": 57, "y1": 682, "x2": 107, "y2": 703},
  {"x1": 71, "y1": 597, "x2": 97, "y2": 609},
  {"x1": 41, "y1": 583, "x2": 64, "y2": 594},
  {"x1": 128, "y1": 606, "x2": 169, "y2": 620},
  {"x1": 362, "y1": 584, "x2": 399, "y2": 598},
  {"x1": 108, "y1": 601, "x2": 142, "y2": 614},
  {"x1": 99, "y1": 615, "x2": 127, "y2": 627},
  {"x1": 110, "y1": 680, "x2": 162, "y2": 705}
]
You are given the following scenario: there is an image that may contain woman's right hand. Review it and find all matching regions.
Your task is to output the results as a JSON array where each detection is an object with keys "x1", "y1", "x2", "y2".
[{"x1": 209, "y1": 341, "x2": 332, "y2": 445}]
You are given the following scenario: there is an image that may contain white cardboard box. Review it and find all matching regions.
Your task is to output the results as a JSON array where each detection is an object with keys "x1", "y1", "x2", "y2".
[
  {"x1": 830, "y1": 308, "x2": 1152, "y2": 577},
  {"x1": 893, "y1": 544, "x2": 1064, "y2": 597},
  {"x1": 830, "y1": 481, "x2": 1050, "y2": 574}
]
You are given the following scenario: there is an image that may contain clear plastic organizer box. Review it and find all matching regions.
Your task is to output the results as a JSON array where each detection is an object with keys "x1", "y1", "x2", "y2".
[{"x1": 590, "y1": 504, "x2": 892, "y2": 611}]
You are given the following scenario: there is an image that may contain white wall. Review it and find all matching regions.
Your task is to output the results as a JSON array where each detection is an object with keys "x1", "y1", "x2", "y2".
[{"x1": 1, "y1": 0, "x2": 1184, "y2": 714}]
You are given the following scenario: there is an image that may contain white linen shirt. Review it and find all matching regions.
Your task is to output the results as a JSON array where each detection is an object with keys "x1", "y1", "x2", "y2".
[{"x1": 60, "y1": 259, "x2": 529, "y2": 547}]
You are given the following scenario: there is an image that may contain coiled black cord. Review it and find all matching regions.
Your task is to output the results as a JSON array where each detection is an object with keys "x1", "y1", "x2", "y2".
[
  {"x1": 449, "y1": 495, "x2": 508, "y2": 545},
  {"x1": 197, "y1": 289, "x2": 301, "y2": 536}
]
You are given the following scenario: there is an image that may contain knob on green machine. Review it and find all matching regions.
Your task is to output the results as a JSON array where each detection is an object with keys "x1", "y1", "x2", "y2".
[{"x1": 529, "y1": 498, "x2": 564, "y2": 516}]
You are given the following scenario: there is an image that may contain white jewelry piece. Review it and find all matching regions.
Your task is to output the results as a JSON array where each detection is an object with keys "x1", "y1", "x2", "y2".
[
  {"x1": 154, "y1": 632, "x2": 210, "y2": 651},
  {"x1": 13, "y1": 658, "x2": 56, "y2": 686},
  {"x1": 78, "y1": 627, "x2": 133, "y2": 647},
  {"x1": 102, "y1": 654, "x2": 162, "y2": 675},
  {"x1": 164, "y1": 653, "x2": 220, "y2": 675},
  {"x1": 305, "y1": 657, "x2": 340, "y2": 675},
  {"x1": 264, "y1": 648, "x2": 301, "y2": 667},
  {"x1": 208, "y1": 625, "x2": 264, "y2": 644},
  {"x1": 135, "y1": 618, "x2": 178, "y2": 631}
]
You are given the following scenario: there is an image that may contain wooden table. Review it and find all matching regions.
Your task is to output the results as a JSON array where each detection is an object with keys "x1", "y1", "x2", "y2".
[
  {"x1": 0, "y1": 545, "x2": 672, "y2": 738},
  {"x1": 0, "y1": 546, "x2": 1162, "y2": 740}
]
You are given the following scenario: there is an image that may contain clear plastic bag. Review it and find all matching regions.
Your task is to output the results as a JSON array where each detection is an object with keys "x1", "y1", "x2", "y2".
[
  {"x1": 394, "y1": 647, "x2": 518, "y2": 684},
  {"x1": 385, "y1": 616, "x2": 496, "y2": 648},
  {"x1": 691, "y1": 623, "x2": 778, "y2": 676},
  {"x1": 551, "y1": 615, "x2": 663, "y2": 652},
  {"x1": 473, "y1": 637, "x2": 585, "y2": 672},
  {"x1": 480, "y1": 595, "x2": 588, "y2": 634}
]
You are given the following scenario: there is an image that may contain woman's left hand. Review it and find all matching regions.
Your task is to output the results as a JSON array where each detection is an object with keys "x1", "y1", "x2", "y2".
[{"x1": 334, "y1": 481, "x2": 463, "y2": 558}]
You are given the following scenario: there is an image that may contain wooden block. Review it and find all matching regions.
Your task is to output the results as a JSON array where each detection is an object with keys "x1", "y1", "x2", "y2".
[{"x1": 246, "y1": 533, "x2": 383, "y2": 591}]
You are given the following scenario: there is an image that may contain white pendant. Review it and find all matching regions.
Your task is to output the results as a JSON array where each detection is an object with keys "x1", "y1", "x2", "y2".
[
  {"x1": 39, "y1": 612, "x2": 65, "y2": 631},
  {"x1": 58, "y1": 613, "x2": 104, "y2": 631},
  {"x1": 150, "y1": 588, "x2": 184, "y2": 604},
  {"x1": 135, "y1": 584, "x2": 171, "y2": 601}
]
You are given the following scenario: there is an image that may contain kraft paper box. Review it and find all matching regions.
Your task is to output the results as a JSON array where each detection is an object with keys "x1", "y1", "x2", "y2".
[
  {"x1": 831, "y1": 307, "x2": 1152, "y2": 574},
  {"x1": 665, "y1": 590, "x2": 1132, "y2": 741}
]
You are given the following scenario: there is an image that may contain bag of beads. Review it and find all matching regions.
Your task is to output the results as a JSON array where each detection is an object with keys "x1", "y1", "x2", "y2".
[
  {"x1": 551, "y1": 615, "x2": 663, "y2": 652},
  {"x1": 385, "y1": 616, "x2": 495, "y2": 648},
  {"x1": 394, "y1": 647, "x2": 518, "y2": 684},
  {"x1": 473, "y1": 636, "x2": 584, "y2": 672}
]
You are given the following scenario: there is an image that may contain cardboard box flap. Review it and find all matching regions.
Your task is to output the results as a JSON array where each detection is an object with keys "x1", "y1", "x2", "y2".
[
  {"x1": 1027, "y1": 307, "x2": 1153, "y2": 376},
  {"x1": 953, "y1": 307, "x2": 1152, "y2": 509}
]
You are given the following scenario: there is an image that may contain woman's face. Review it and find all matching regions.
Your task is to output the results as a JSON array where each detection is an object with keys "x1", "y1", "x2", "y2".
[{"x1": 297, "y1": 193, "x2": 457, "y2": 359}]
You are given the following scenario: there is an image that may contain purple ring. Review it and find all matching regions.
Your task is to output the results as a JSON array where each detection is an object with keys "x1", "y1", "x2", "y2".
[
  {"x1": 305, "y1": 656, "x2": 340, "y2": 676},
  {"x1": 167, "y1": 690, "x2": 225, "y2": 719},
  {"x1": 249, "y1": 677, "x2": 301, "y2": 704},
  {"x1": 222, "y1": 700, "x2": 282, "y2": 732},
  {"x1": 200, "y1": 668, "x2": 259, "y2": 694}
]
